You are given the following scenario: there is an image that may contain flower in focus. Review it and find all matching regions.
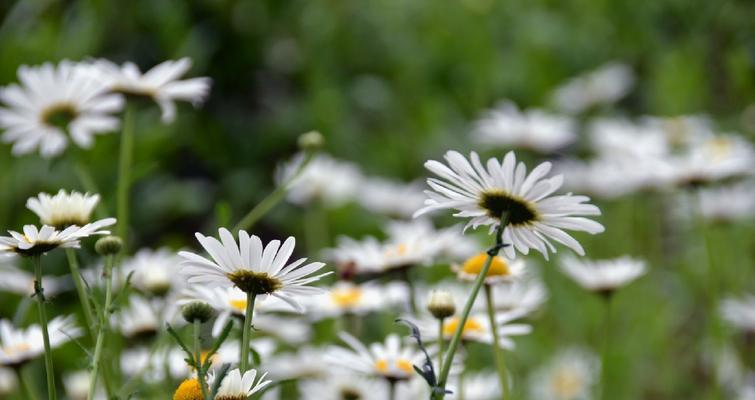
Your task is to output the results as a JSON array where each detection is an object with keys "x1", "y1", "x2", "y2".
[
  {"x1": 559, "y1": 256, "x2": 646, "y2": 295},
  {"x1": 720, "y1": 295, "x2": 755, "y2": 334},
  {"x1": 415, "y1": 150, "x2": 604, "y2": 259},
  {"x1": 173, "y1": 378, "x2": 203, "y2": 400},
  {"x1": 550, "y1": 63, "x2": 634, "y2": 114},
  {"x1": 0, "y1": 60, "x2": 123, "y2": 157},
  {"x1": 0, "y1": 219, "x2": 116, "y2": 257},
  {"x1": 215, "y1": 368, "x2": 272, "y2": 400},
  {"x1": 325, "y1": 332, "x2": 422, "y2": 381},
  {"x1": 0, "y1": 316, "x2": 82, "y2": 367},
  {"x1": 453, "y1": 252, "x2": 526, "y2": 285},
  {"x1": 93, "y1": 58, "x2": 211, "y2": 123},
  {"x1": 529, "y1": 347, "x2": 600, "y2": 400},
  {"x1": 179, "y1": 228, "x2": 330, "y2": 311},
  {"x1": 26, "y1": 190, "x2": 102, "y2": 229},
  {"x1": 278, "y1": 153, "x2": 362, "y2": 207}
]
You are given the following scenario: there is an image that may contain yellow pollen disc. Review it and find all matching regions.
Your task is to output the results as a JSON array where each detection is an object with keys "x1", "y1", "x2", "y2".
[
  {"x1": 229, "y1": 299, "x2": 246, "y2": 312},
  {"x1": 551, "y1": 371, "x2": 583, "y2": 398},
  {"x1": 173, "y1": 379, "x2": 203, "y2": 400},
  {"x1": 331, "y1": 287, "x2": 363, "y2": 308},
  {"x1": 461, "y1": 253, "x2": 509, "y2": 277},
  {"x1": 2, "y1": 343, "x2": 30, "y2": 355},
  {"x1": 385, "y1": 243, "x2": 409, "y2": 257},
  {"x1": 396, "y1": 359, "x2": 414, "y2": 374},
  {"x1": 374, "y1": 359, "x2": 388, "y2": 373},
  {"x1": 443, "y1": 317, "x2": 485, "y2": 337},
  {"x1": 374, "y1": 358, "x2": 414, "y2": 375}
]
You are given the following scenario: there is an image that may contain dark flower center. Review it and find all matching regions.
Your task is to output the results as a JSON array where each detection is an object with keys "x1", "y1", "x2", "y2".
[
  {"x1": 340, "y1": 388, "x2": 362, "y2": 400},
  {"x1": 478, "y1": 190, "x2": 539, "y2": 226},
  {"x1": 41, "y1": 103, "x2": 77, "y2": 130},
  {"x1": 14, "y1": 242, "x2": 60, "y2": 257},
  {"x1": 226, "y1": 270, "x2": 282, "y2": 295}
]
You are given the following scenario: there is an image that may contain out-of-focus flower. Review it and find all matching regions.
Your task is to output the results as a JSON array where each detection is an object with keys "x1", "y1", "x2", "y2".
[
  {"x1": 551, "y1": 63, "x2": 634, "y2": 114},
  {"x1": 667, "y1": 134, "x2": 755, "y2": 186},
  {"x1": 215, "y1": 368, "x2": 272, "y2": 400},
  {"x1": 0, "y1": 219, "x2": 115, "y2": 257},
  {"x1": 299, "y1": 372, "x2": 387, "y2": 400},
  {"x1": 277, "y1": 153, "x2": 362, "y2": 207},
  {"x1": 490, "y1": 275, "x2": 548, "y2": 315},
  {"x1": 357, "y1": 178, "x2": 427, "y2": 218},
  {"x1": 447, "y1": 372, "x2": 501, "y2": 400},
  {"x1": 325, "y1": 333, "x2": 422, "y2": 381},
  {"x1": 304, "y1": 281, "x2": 405, "y2": 320},
  {"x1": 452, "y1": 252, "x2": 526, "y2": 285},
  {"x1": 721, "y1": 295, "x2": 755, "y2": 334},
  {"x1": 415, "y1": 151, "x2": 604, "y2": 259},
  {"x1": 113, "y1": 295, "x2": 180, "y2": 340},
  {"x1": 0, "y1": 316, "x2": 82, "y2": 367},
  {"x1": 696, "y1": 182, "x2": 755, "y2": 222},
  {"x1": 422, "y1": 310, "x2": 531, "y2": 349},
  {"x1": 427, "y1": 289, "x2": 456, "y2": 319},
  {"x1": 559, "y1": 256, "x2": 646, "y2": 295},
  {"x1": 180, "y1": 228, "x2": 330, "y2": 311},
  {"x1": 122, "y1": 248, "x2": 183, "y2": 295},
  {"x1": 92, "y1": 58, "x2": 210, "y2": 123},
  {"x1": 64, "y1": 370, "x2": 105, "y2": 400},
  {"x1": 0, "y1": 367, "x2": 15, "y2": 396},
  {"x1": 26, "y1": 190, "x2": 102, "y2": 229},
  {"x1": 0, "y1": 257, "x2": 68, "y2": 296},
  {"x1": 0, "y1": 61, "x2": 124, "y2": 157},
  {"x1": 529, "y1": 347, "x2": 600, "y2": 400},
  {"x1": 263, "y1": 346, "x2": 331, "y2": 381},
  {"x1": 473, "y1": 101, "x2": 577, "y2": 153}
]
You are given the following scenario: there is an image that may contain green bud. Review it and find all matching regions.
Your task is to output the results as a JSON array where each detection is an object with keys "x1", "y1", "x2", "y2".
[
  {"x1": 181, "y1": 301, "x2": 215, "y2": 324},
  {"x1": 297, "y1": 130, "x2": 324, "y2": 151},
  {"x1": 95, "y1": 236, "x2": 122, "y2": 256},
  {"x1": 427, "y1": 289, "x2": 455, "y2": 319}
]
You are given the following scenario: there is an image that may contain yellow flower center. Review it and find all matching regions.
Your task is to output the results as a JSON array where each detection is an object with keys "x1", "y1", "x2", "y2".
[
  {"x1": 551, "y1": 370, "x2": 583, "y2": 398},
  {"x1": 331, "y1": 286, "x2": 363, "y2": 308},
  {"x1": 374, "y1": 358, "x2": 414, "y2": 374},
  {"x1": 461, "y1": 253, "x2": 509, "y2": 277},
  {"x1": 2, "y1": 342, "x2": 30, "y2": 355},
  {"x1": 173, "y1": 379, "x2": 203, "y2": 400},
  {"x1": 229, "y1": 299, "x2": 246, "y2": 312},
  {"x1": 442, "y1": 317, "x2": 486, "y2": 338},
  {"x1": 707, "y1": 137, "x2": 733, "y2": 160},
  {"x1": 385, "y1": 243, "x2": 409, "y2": 257}
]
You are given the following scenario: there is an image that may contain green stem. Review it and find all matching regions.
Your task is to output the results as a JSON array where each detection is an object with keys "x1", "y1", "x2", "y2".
[
  {"x1": 239, "y1": 292, "x2": 257, "y2": 372},
  {"x1": 388, "y1": 379, "x2": 397, "y2": 400},
  {"x1": 14, "y1": 367, "x2": 38, "y2": 400},
  {"x1": 459, "y1": 366, "x2": 466, "y2": 400},
  {"x1": 12, "y1": 297, "x2": 32, "y2": 326},
  {"x1": 32, "y1": 256, "x2": 56, "y2": 400},
  {"x1": 116, "y1": 105, "x2": 135, "y2": 252},
  {"x1": 65, "y1": 249, "x2": 95, "y2": 339},
  {"x1": 432, "y1": 213, "x2": 510, "y2": 399},
  {"x1": 402, "y1": 268, "x2": 417, "y2": 315},
  {"x1": 437, "y1": 318, "x2": 445, "y2": 376},
  {"x1": 600, "y1": 295, "x2": 612, "y2": 400},
  {"x1": 88, "y1": 255, "x2": 114, "y2": 400},
  {"x1": 232, "y1": 151, "x2": 317, "y2": 232},
  {"x1": 484, "y1": 284, "x2": 509, "y2": 399},
  {"x1": 194, "y1": 320, "x2": 210, "y2": 400}
]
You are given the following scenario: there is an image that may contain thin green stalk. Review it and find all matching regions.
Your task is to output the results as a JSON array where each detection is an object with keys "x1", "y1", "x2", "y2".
[
  {"x1": 116, "y1": 105, "x2": 135, "y2": 252},
  {"x1": 484, "y1": 284, "x2": 509, "y2": 399},
  {"x1": 88, "y1": 255, "x2": 114, "y2": 400},
  {"x1": 32, "y1": 256, "x2": 56, "y2": 400},
  {"x1": 12, "y1": 297, "x2": 32, "y2": 325},
  {"x1": 432, "y1": 213, "x2": 509, "y2": 399},
  {"x1": 232, "y1": 151, "x2": 316, "y2": 232},
  {"x1": 14, "y1": 367, "x2": 38, "y2": 400},
  {"x1": 437, "y1": 318, "x2": 445, "y2": 375},
  {"x1": 600, "y1": 295, "x2": 612, "y2": 400},
  {"x1": 194, "y1": 320, "x2": 210, "y2": 400},
  {"x1": 402, "y1": 268, "x2": 418, "y2": 314},
  {"x1": 66, "y1": 249, "x2": 95, "y2": 339},
  {"x1": 459, "y1": 366, "x2": 466, "y2": 400},
  {"x1": 239, "y1": 292, "x2": 257, "y2": 372},
  {"x1": 388, "y1": 379, "x2": 397, "y2": 400},
  {"x1": 303, "y1": 200, "x2": 329, "y2": 253}
]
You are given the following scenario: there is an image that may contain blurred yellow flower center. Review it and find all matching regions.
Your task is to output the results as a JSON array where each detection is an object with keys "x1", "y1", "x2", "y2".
[
  {"x1": 461, "y1": 253, "x2": 509, "y2": 276},
  {"x1": 707, "y1": 137, "x2": 732, "y2": 160},
  {"x1": 331, "y1": 286, "x2": 363, "y2": 308},
  {"x1": 551, "y1": 370, "x2": 583, "y2": 398},
  {"x1": 230, "y1": 299, "x2": 246, "y2": 312},
  {"x1": 374, "y1": 358, "x2": 414, "y2": 374},
  {"x1": 2, "y1": 342, "x2": 30, "y2": 355},
  {"x1": 385, "y1": 243, "x2": 409, "y2": 257},
  {"x1": 173, "y1": 378, "x2": 203, "y2": 400},
  {"x1": 443, "y1": 317, "x2": 485, "y2": 337}
]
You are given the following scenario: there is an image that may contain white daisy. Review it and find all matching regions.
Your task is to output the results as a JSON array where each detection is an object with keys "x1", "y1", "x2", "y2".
[
  {"x1": 113, "y1": 295, "x2": 180, "y2": 340},
  {"x1": 300, "y1": 372, "x2": 387, "y2": 400},
  {"x1": 422, "y1": 310, "x2": 532, "y2": 349},
  {"x1": 122, "y1": 247, "x2": 183, "y2": 295},
  {"x1": 529, "y1": 347, "x2": 600, "y2": 400},
  {"x1": 0, "y1": 264, "x2": 68, "y2": 297},
  {"x1": 215, "y1": 368, "x2": 272, "y2": 400},
  {"x1": 696, "y1": 182, "x2": 755, "y2": 222},
  {"x1": 357, "y1": 178, "x2": 433, "y2": 218},
  {"x1": 559, "y1": 256, "x2": 646, "y2": 294},
  {"x1": 0, "y1": 60, "x2": 123, "y2": 157},
  {"x1": 277, "y1": 153, "x2": 363, "y2": 207},
  {"x1": 447, "y1": 372, "x2": 501, "y2": 400},
  {"x1": 452, "y1": 251, "x2": 526, "y2": 285},
  {"x1": 0, "y1": 218, "x2": 116, "y2": 257},
  {"x1": 551, "y1": 62, "x2": 634, "y2": 114},
  {"x1": 92, "y1": 58, "x2": 211, "y2": 123},
  {"x1": 304, "y1": 280, "x2": 404, "y2": 320},
  {"x1": 179, "y1": 228, "x2": 331, "y2": 311},
  {"x1": 490, "y1": 275, "x2": 548, "y2": 315},
  {"x1": 473, "y1": 101, "x2": 577, "y2": 153},
  {"x1": 668, "y1": 134, "x2": 755, "y2": 186},
  {"x1": 0, "y1": 315, "x2": 82, "y2": 367},
  {"x1": 0, "y1": 367, "x2": 15, "y2": 396},
  {"x1": 64, "y1": 370, "x2": 105, "y2": 400},
  {"x1": 415, "y1": 150, "x2": 604, "y2": 259},
  {"x1": 26, "y1": 189, "x2": 101, "y2": 228},
  {"x1": 263, "y1": 346, "x2": 331, "y2": 381},
  {"x1": 325, "y1": 333, "x2": 423, "y2": 381},
  {"x1": 721, "y1": 295, "x2": 755, "y2": 333}
]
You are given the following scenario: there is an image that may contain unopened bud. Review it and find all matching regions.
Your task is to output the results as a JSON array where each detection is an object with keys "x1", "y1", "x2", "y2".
[
  {"x1": 427, "y1": 290, "x2": 455, "y2": 319},
  {"x1": 298, "y1": 130, "x2": 324, "y2": 151},
  {"x1": 95, "y1": 236, "x2": 122, "y2": 256},
  {"x1": 181, "y1": 301, "x2": 215, "y2": 324}
]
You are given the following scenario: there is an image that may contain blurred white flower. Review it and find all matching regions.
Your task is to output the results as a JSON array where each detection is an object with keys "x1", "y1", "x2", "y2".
[
  {"x1": 529, "y1": 347, "x2": 600, "y2": 400},
  {"x1": 357, "y1": 177, "x2": 427, "y2": 218},
  {"x1": 490, "y1": 275, "x2": 548, "y2": 315},
  {"x1": 696, "y1": 182, "x2": 755, "y2": 222},
  {"x1": 415, "y1": 150, "x2": 604, "y2": 259},
  {"x1": 551, "y1": 62, "x2": 634, "y2": 114},
  {"x1": 278, "y1": 153, "x2": 362, "y2": 207},
  {"x1": 300, "y1": 372, "x2": 387, "y2": 400},
  {"x1": 304, "y1": 281, "x2": 404, "y2": 320},
  {"x1": 122, "y1": 247, "x2": 183, "y2": 295},
  {"x1": 422, "y1": 309, "x2": 531, "y2": 349},
  {"x1": 452, "y1": 252, "x2": 526, "y2": 285},
  {"x1": 26, "y1": 189, "x2": 101, "y2": 229},
  {"x1": 113, "y1": 295, "x2": 180, "y2": 340},
  {"x1": 0, "y1": 60, "x2": 123, "y2": 157},
  {"x1": 325, "y1": 333, "x2": 423, "y2": 381},
  {"x1": 667, "y1": 134, "x2": 755, "y2": 186},
  {"x1": 0, "y1": 263, "x2": 68, "y2": 297},
  {"x1": 0, "y1": 367, "x2": 15, "y2": 396},
  {"x1": 447, "y1": 372, "x2": 501, "y2": 400},
  {"x1": 473, "y1": 101, "x2": 577, "y2": 153},
  {"x1": 263, "y1": 346, "x2": 331, "y2": 381},
  {"x1": 215, "y1": 368, "x2": 272, "y2": 399},
  {"x1": 0, "y1": 315, "x2": 82, "y2": 367},
  {"x1": 64, "y1": 370, "x2": 105, "y2": 400},
  {"x1": 92, "y1": 58, "x2": 211, "y2": 123},
  {"x1": 0, "y1": 219, "x2": 115, "y2": 257},
  {"x1": 556, "y1": 158, "x2": 663, "y2": 199},
  {"x1": 559, "y1": 256, "x2": 646, "y2": 294},
  {"x1": 721, "y1": 295, "x2": 755, "y2": 333}
]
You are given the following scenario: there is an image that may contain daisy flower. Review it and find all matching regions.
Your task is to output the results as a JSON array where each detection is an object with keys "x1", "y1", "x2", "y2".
[
  {"x1": 299, "y1": 372, "x2": 387, "y2": 400},
  {"x1": 0, "y1": 219, "x2": 116, "y2": 257},
  {"x1": 215, "y1": 368, "x2": 272, "y2": 400},
  {"x1": 179, "y1": 228, "x2": 330, "y2": 311},
  {"x1": 415, "y1": 150, "x2": 604, "y2": 259},
  {"x1": 696, "y1": 182, "x2": 755, "y2": 223},
  {"x1": 0, "y1": 60, "x2": 123, "y2": 157},
  {"x1": 122, "y1": 247, "x2": 184, "y2": 295},
  {"x1": 92, "y1": 58, "x2": 211, "y2": 123},
  {"x1": 489, "y1": 275, "x2": 548, "y2": 315},
  {"x1": 113, "y1": 295, "x2": 180, "y2": 340},
  {"x1": 357, "y1": 178, "x2": 428, "y2": 218},
  {"x1": 529, "y1": 347, "x2": 600, "y2": 400},
  {"x1": 64, "y1": 370, "x2": 105, "y2": 400},
  {"x1": 447, "y1": 372, "x2": 501, "y2": 400},
  {"x1": 452, "y1": 252, "x2": 526, "y2": 285},
  {"x1": 551, "y1": 62, "x2": 634, "y2": 114},
  {"x1": 26, "y1": 189, "x2": 102, "y2": 229},
  {"x1": 0, "y1": 315, "x2": 82, "y2": 368},
  {"x1": 325, "y1": 333, "x2": 423, "y2": 381},
  {"x1": 721, "y1": 295, "x2": 755, "y2": 333},
  {"x1": 263, "y1": 346, "x2": 331, "y2": 381},
  {"x1": 277, "y1": 153, "x2": 363, "y2": 207},
  {"x1": 423, "y1": 310, "x2": 532, "y2": 349},
  {"x1": 559, "y1": 256, "x2": 646, "y2": 295},
  {"x1": 0, "y1": 258, "x2": 68, "y2": 297},
  {"x1": 304, "y1": 281, "x2": 406, "y2": 320}
]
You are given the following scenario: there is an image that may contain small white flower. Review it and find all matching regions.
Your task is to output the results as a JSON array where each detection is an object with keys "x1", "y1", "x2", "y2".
[
  {"x1": 668, "y1": 134, "x2": 755, "y2": 186},
  {"x1": 721, "y1": 295, "x2": 755, "y2": 333},
  {"x1": 357, "y1": 177, "x2": 427, "y2": 218},
  {"x1": 215, "y1": 368, "x2": 272, "y2": 400},
  {"x1": 277, "y1": 153, "x2": 363, "y2": 206},
  {"x1": 92, "y1": 58, "x2": 211, "y2": 123},
  {"x1": 26, "y1": 189, "x2": 101, "y2": 228},
  {"x1": 422, "y1": 310, "x2": 531, "y2": 349},
  {"x1": 0, "y1": 315, "x2": 82, "y2": 367},
  {"x1": 0, "y1": 263, "x2": 68, "y2": 297},
  {"x1": 696, "y1": 182, "x2": 755, "y2": 222},
  {"x1": 0, "y1": 367, "x2": 15, "y2": 395},
  {"x1": 304, "y1": 281, "x2": 403, "y2": 320},
  {"x1": 529, "y1": 347, "x2": 600, "y2": 400},
  {"x1": 325, "y1": 333, "x2": 423, "y2": 381},
  {"x1": 551, "y1": 63, "x2": 634, "y2": 114},
  {"x1": 490, "y1": 275, "x2": 548, "y2": 315},
  {"x1": 262, "y1": 346, "x2": 331, "y2": 381},
  {"x1": 0, "y1": 60, "x2": 123, "y2": 157},
  {"x1": 0, "y1": 219, "x2": 116, "y2": 257},
  {"x1": 299, "y1": 372, "x2": 387, "y2": 400},
  {"x1": 473, "y1": 101, "x2": 577, "y2": 153},
  {"x1": 447, "y1": 372, "x2": 501, "y2": 400},
  {"x1": 122, "y1": 248, "x2": 183, "y2": 295},
  {"x1": 559, "y1": 256, "x2": 646, "y2": 294},
  {"x1": 113, "y1": 295, "x2": 180, "y2": 340},
  {"x1": 415, "y1": 150, "x2": 604, "y2": 259},
  {"x1": 179, "y1": 228, "x2": 331, "y2": 312}
]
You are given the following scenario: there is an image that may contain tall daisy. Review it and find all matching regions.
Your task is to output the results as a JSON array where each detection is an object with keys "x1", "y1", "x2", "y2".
[
  {"x1": 26, "y1": 190, "x2": 103, "y2": 229},
  {"x1": 559, "y1": 256, "x2": 646, "y2": 296},
  {"x1": 0, "y1": 60, "x2": 123, "y2": 157},
  {"x1": 215, "y1": 368, "x2": 272, "y2": 400},
  {"x1": 92, "y1": 58, "x2": 211, "y2": 123},
  {"x1": 0, "y1": 220, "x2": 115, "y2": 257},
  {"x1": 529, "y1": 347, "x2": 600, "y2": 400},
  {"x1": 415, "y1": 151, "x2": 604, "y2": 259}
]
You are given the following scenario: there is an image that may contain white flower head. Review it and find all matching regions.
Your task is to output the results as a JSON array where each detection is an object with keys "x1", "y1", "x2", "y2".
[
  {"x1": 215, "y1": 368, "x2": 271, "y2": 400},
  {"x1": 551, "y1": 62, "x2": 634, "y2": 114},
  {"x1": 300, "y1": 372, "x2": 388, "y2": 400},
  {"x1": 325, "y1": 333, "x2": 423, "y2": 381},
  {"x1": 122, "y1": 248, "x2": 183, "y2": 295},
  {"x1": 560, "y1": 255, "x2": 646, "y2": 294},
  {"x1": 415, "y1": 150, "x2": 604, "y2": 259},
  {"x1": 0, "y1": 60, "x2": 124, "y2": 157},
  {"x1": 529, "y1": 347, "x2": 600, "y2": 400},
  {"x1": 490, "y1": 275, "x2": 548, "y2": 316},
  {"x1": 0, "y1": 262, "x2": 68, "y2": 297},
  {"x1": 26, "y1": 189, "x2": 101, "y2": 229},
  {"x1": 304, "y1": 280, "x2": 401, "y2": 320},
  {"x1": 447, "y1": 372, "x2": 501, "y2": 400},
  {"x1": 278, "y1": 153, "x2": 363, "y2": 207},
  {"x1": 721, "y1": 295, "x2": 755, "y2": 333},
  {"x1": 696, "y1": 182, "x2": 755, "y2": 223},
  {"x1": 357, "y1": 178, "x2": 427, "y2": 218},
  {"x1": 422, "y1": 310, "x2": 531, "y2": 349},
  {"x1": 179, "y1": 228, "x2": 331, "y2": 312},
  {"x1": 92, "y1": 58, "x2": 211, "y2": 123},
  {"x1": 0, "y1": 218, "x2": 116, "y2": 257},
  {"x1": 0, "y1": 315, "x2": 82, "y2": 367}
]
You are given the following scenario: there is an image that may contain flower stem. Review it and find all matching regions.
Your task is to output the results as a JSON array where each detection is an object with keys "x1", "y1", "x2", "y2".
[
  {"x1": 116, "y1": 105, "x2": 135, "y2": 252},
  {"x1": 388, "y1": 379, "x2": 397, "y2": 400},
  {"x1": 437, "y1": 318, "x2": 445, "y2": 375},
  {"x1": 88, "y1": 254, "x2": 114, "y2": 400},
  {"x1": 401, "y1": 268, "x2": 417, "y2": 314},
  {"x1": 432, "y1": 213, "x2": 510, "y2": 399},
  {"x1": 239, "y1": 292, "x2": 257, "y2": 372},
  {"x1": 65, "y1": 249, "x2": 95, "y2": 339},
  {"x1": 484, "y1": 284, "x2": 509, "y2": 399},
  {"x1": 600, "y1": 295, "x2": 612, "y2": 400},
  {"x1": 194, "y1": 319, "x2": 210, "y2": 400},
  {"x1": 32, "y1": 255, "x2": 56, "y2": 400},
  {"x1": 14, "y1": 367, "x2": 38, "y2": 400}
]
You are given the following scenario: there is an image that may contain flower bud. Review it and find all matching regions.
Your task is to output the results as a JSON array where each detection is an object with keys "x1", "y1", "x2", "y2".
[
  {"x1": 427, "y1": 289, "x2": 455, "y2": 319},
  {"x1": 181, "y1": 301, "x2": 215, "y2": 324},
  {"x1": 298, "y1": 130, "x2": 324, "y2": 151},
  {"x1": 95, "y1": 236, "x2": 122, "y2": 256}
]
